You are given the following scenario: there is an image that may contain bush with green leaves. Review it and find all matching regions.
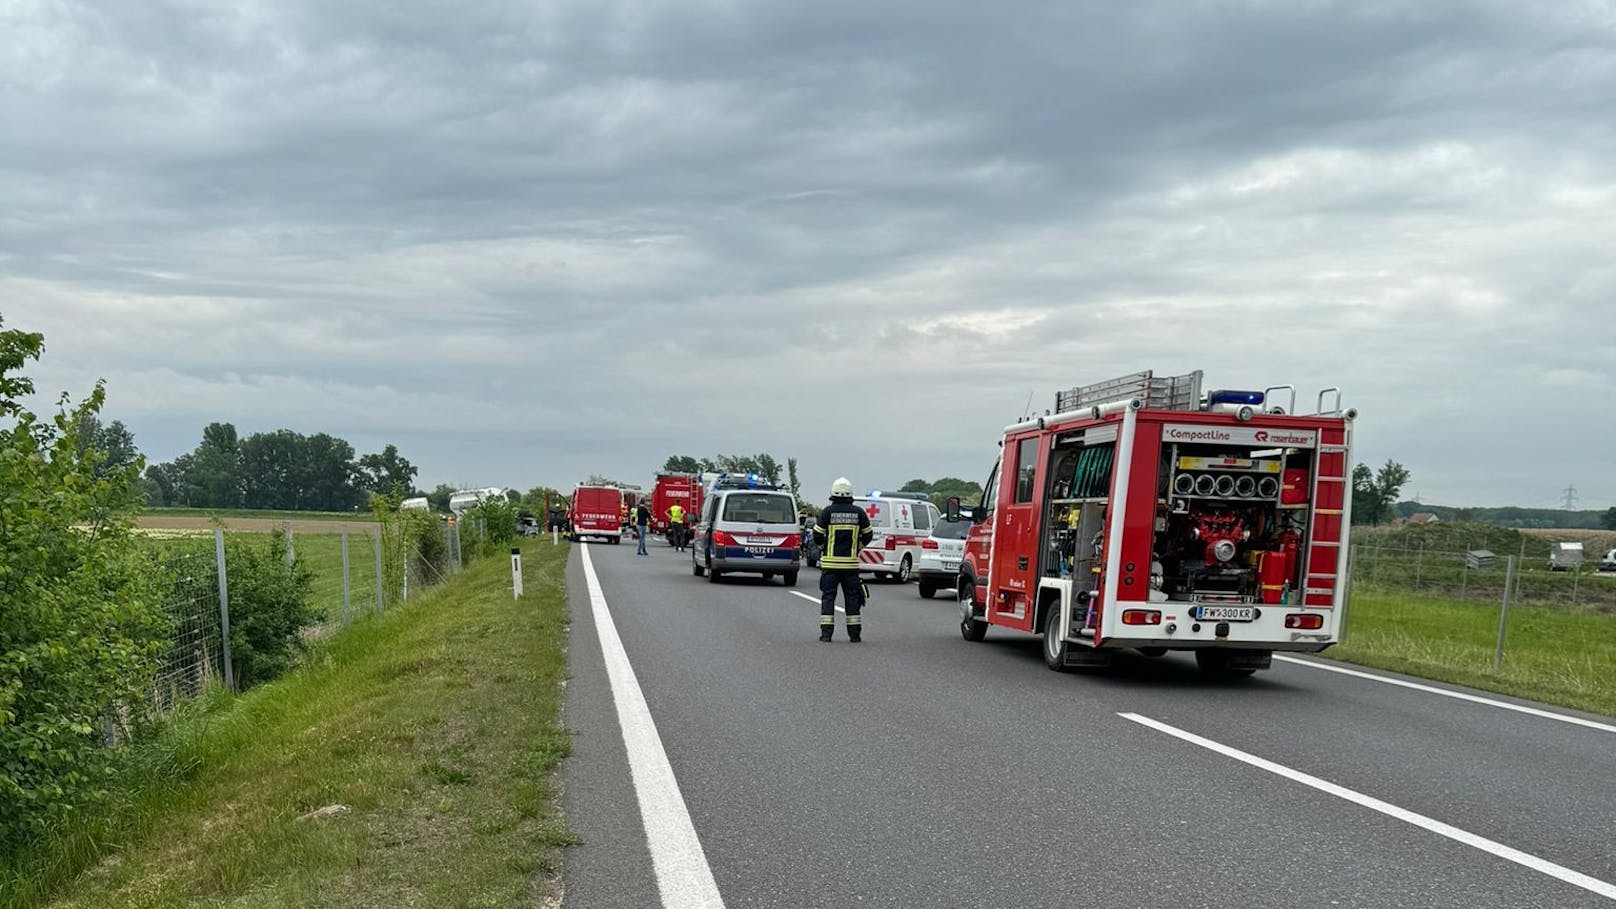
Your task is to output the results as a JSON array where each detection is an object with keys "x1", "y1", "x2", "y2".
[
  {"x1": 464, "y1": 495, "x2": 518, "y2": 556},
  {"x1": 214, "y1": 533, "x2": 316, "y2": 689},
  {"x1": 0, "y1": 322, "x2": 169, "y2": 853}
]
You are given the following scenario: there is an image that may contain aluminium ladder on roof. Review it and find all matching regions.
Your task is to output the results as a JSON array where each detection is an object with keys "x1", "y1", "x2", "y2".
[{"x1": 1055, "y1": 370, "x2": 1204, "y2": 414}]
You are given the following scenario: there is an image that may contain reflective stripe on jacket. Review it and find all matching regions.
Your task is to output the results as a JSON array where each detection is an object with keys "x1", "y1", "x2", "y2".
[{"x1": 812, "y1": 501, "x2": 873, "y2": 570}]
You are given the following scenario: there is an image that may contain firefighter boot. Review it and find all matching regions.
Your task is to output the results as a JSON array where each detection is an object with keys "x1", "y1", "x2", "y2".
[{"x1": 819, "y1": 625, "x2": 833, "y2": 643}]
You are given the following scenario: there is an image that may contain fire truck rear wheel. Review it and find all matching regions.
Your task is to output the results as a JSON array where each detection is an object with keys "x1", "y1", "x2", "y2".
[
  {"x1": 959, "y1": 581, "x2": 988, "y2": 642},
  {"x1": 1043, "y1": 604, "x2": 1073, "y2": 672},
  {"x1": 1195, "y1": 648, "x2": 1256, "y2": 678}
]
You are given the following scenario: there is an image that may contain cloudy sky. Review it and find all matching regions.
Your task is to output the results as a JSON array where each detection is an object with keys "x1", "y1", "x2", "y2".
[{"x1": 4, "y1": 0, "x2": 1613, "y2": 508}]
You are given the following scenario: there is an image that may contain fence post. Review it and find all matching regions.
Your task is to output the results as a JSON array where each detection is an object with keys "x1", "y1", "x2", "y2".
[
  {"x1": 1516, "y1": 537, "x2": 1527, "y2": 601},
  {"x1": 341, "y1": 528, "x2": 352, "y2": 625},
  {"x1": 1340, "y1": 545, "x2": 1356, "y2": 637},
  {"x1": 1494, "y1": 555, "x2": 1515, "y2": 671},
  {"x1": 1572, "y1": 559, "x2": 1581, "y2": 607},
  {"x1": 213, "y1": 529, "x2": 236, "y2": 691},
  {"x1": 285, "y1": 521, "x2": 295, "y2": 567},
  {"x1": 1415, "y1": 541, "x2": 1424, "y2": 589},
  {"x1": 373, "y1": 531, "x2": 384, "y2": 614}
]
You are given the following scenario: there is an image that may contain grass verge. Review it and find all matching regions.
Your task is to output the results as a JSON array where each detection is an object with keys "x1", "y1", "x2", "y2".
[
  {"x1": 1330, "y1": 589, "x2": 1616, "y2": 718},
  {"x1": 2, "y1": 538, "x2": 572, "y2": 909}
]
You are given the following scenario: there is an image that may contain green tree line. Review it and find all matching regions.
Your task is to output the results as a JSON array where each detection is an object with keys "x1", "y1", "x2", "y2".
[
  {"x1": 1393, "y1": 500, "x2": 1616, "y2": 531},
  {"x1": 144, "y1": 425, "x2": 420, "y2": 512},
  {"x1": 898, "y1": 477, "x2": 985, "y2": 509}
]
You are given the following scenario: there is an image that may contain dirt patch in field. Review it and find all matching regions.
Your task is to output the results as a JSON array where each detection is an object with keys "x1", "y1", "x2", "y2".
[{"x1": 136, "y1": 515, "x2": 375, "y2": 535}]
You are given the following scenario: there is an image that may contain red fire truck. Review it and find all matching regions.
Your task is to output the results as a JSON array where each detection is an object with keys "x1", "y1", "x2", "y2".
[
  {"x1": 650, "y1": 473, "x2": 703, "y2": 536},
  {"x1": 569, "y1": 484, "x2": 624, "y2": 544},
  {"x1": 950, "y1": 370, "x2": 1356, "y2": 676}
]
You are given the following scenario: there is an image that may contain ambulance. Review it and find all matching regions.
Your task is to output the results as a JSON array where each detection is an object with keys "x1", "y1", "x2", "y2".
[{"x1": 851, "y1": 492, "x2": 941, "y2": 583}]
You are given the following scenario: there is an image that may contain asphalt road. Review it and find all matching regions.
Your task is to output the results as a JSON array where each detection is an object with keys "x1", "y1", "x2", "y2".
[{"x1": 561, "y1": 539, "x2": 1616, "y2": 908}]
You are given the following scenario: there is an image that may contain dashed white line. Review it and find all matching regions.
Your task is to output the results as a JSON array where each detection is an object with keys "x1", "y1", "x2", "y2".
[
  {"x1": 1119, "y1": 712, "x2": 1616, "y2": 903},
  {"x1": 580, "y1": 544, "x2": 726, "y2": 909},
  {"x1": 789, "y1": 589, "x2": 842, "y2": 613},
  {"x1": 1274, "y1": 655, "x2": 1616, "y2": 735}
]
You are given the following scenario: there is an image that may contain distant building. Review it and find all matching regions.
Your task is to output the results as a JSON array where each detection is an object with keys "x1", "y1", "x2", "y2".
[{"x1": 1407, "y1": 512, "x2": 1441, "y2": 525}]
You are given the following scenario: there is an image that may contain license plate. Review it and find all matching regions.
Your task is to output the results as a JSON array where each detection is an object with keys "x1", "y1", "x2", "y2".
[
  {"x1": 1195, "y1": 605, "x2": 1256, "y2": 621},
  {"x1": 941, "y1": 561, "x2": 960, "y2": 571}
]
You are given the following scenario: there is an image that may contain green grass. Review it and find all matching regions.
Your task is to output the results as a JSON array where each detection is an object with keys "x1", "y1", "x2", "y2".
[
  {"x1": 2, "y1": 539, "x2": 572, "y2": 909},
  {"x1": 144, "y1": 507, "x2": 378, "y2": 523},
  {"x1": 1330, "y1": 589, "x2": 1616, "y2": 718}
]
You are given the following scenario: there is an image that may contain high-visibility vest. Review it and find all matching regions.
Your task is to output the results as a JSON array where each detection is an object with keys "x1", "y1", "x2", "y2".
[{"x1": 669, "y1": 505, "x2": 685, "y2": 524}]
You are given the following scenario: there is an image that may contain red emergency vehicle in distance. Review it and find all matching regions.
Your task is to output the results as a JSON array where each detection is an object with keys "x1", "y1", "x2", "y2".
[
  {"x1": 650, "y1": 473, "x2": 703, "y2": 537},
  {"x1": 569, "y1": 484, "x2": 624, "y2": 544},
  {"x1": 951, "y1": 370, "x2": 1356, "y2": 677}
]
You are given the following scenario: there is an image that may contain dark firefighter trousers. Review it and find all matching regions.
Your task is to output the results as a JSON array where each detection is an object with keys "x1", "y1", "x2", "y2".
[{"x1": 819, "y1": 569, "x2": 864, "y2": 636}]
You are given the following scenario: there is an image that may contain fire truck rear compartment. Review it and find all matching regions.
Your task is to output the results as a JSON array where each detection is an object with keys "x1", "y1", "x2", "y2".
[
  {"x1": 1036, "y1": 433, "x2": 1325, "y2": 652},
  {"x1": 1155, "y1": 441, "x2": 1314, "y2": 608}
]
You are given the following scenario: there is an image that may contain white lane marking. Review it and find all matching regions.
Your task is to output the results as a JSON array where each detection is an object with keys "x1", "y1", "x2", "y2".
[
  {"x1": 789, "y1": 589, "x2": 843, "y2": 613},
  {"x1": 580, "y1": 544, "x2": 726, "y2": 909},
  {"x1": 1274, "y1": 655, "x2": 1616, "y2": 735},
  {"x1": 1119, "y1": 712, "x2": 1616, "y2": 902}
]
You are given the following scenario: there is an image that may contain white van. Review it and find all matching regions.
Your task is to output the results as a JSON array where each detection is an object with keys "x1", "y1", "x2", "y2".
[{"x1": 852, "y1": 493, "x2": 939, "y2": 583}]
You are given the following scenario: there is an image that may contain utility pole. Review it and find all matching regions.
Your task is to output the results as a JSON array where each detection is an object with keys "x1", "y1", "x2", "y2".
[{"x1": 1561, "y1": 484, "x2": 1578, "y2": 510}]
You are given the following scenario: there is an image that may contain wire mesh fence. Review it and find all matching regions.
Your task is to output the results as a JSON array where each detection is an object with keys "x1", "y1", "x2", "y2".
[
  {"x1": 143, "y1": 519, "x2": 470, "y2": 715},
  {"x1": 152, "y1": 545, "x2": 225, "y2": 713},
  {"x1": 1355, "y1": 545, "x2": 1616, "y2": 612}
]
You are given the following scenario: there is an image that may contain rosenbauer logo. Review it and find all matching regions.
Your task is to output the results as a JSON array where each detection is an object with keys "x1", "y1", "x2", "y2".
[{"x1": 1254, "y1": 430, "x2": 1315, "y2": 445}]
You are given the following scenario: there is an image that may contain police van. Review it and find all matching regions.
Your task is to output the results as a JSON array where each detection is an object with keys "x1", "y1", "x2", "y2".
[
  {"x1": 691, "y1": 475, "x2": 803, "y2": 586},
  {"x1": 852, "y1": 492, "x2": 939, "y2": 583}
]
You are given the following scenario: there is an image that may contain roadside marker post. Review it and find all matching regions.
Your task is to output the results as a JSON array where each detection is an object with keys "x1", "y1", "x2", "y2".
[{"x1": 511, "y1": 548, "x2": 524, "y2": 599}]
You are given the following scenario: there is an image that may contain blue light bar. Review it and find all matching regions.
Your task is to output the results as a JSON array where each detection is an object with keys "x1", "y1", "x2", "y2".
[{"x1": 1207, "y1": 390, "x2": 1265, "y2": 406}]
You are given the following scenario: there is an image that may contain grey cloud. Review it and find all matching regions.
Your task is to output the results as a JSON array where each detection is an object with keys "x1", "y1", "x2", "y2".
[{"x1": 4, "y1": 0, "x2": 1614, "y2": 505}]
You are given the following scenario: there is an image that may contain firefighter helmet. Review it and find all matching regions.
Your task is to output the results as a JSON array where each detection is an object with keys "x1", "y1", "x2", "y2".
[{"x1": 830, "y1": 477, "x2": 854, "y2": 499}]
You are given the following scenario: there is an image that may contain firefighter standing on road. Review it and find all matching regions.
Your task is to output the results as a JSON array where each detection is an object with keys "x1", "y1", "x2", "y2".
[
  {"x1": 812, "y1": 478, "x2": 873, "y2": 642},
  {"x1": 667, "y1": 502, "x2": 687, "y2": 551}
]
